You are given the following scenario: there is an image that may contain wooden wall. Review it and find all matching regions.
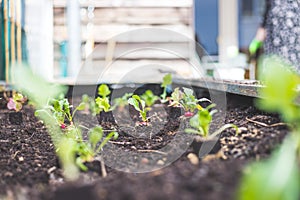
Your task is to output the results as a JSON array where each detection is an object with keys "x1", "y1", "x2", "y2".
[{"x1": 52, "y1": 0, "x2": 195, "y2": 80}]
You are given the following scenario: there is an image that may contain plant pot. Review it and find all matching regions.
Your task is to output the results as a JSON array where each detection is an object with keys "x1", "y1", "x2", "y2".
[{"x1": 191, "y1": 136, "x2": 221, "y2": 157}]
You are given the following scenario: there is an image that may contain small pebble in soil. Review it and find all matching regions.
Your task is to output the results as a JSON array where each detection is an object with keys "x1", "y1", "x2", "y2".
[
  {"x1": 157, "y1": 160, "x2": 165, "y2": 165},
  {"x1": 141, "y1": 158, "x2": 149, "y2": 164},
  {"x1": 131, "y1": 146, "x2": 137, "y2": 150},
  {"x1": 237, "y1": 127, "x2": 247, "y2": 134},
  {"x1": 4, "y1": 172, "x2": 13, "y2": 177},
  {"x1": 47, "y1": 166, "x2": 57, "y2": 174},
  {"x1": 187, "y1": 153, "x2": 199, "y2": 165}
]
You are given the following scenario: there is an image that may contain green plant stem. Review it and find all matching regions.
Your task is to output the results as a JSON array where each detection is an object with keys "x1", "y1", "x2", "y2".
[
  {"x1": 161, "y1": 88, "x2": 167, "y2": 100},
  {"x1": 208, "y1": 124, "x2": 238, "y2": 140},
  {"x1": 96, "y1": 132, "x2": 117, "y2": 153}
]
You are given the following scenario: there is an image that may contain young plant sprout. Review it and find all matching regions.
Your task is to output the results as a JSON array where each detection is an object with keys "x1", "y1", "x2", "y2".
[
  {"x1": 238, "y1": 57, "x2": 300, "y2": 200},
  {"x1": 180, "y1": 87, "x2": 202, "y2": 117},
  {"x1": 73, "y1": 126, "x2": 118, "y2": 172},
  {"x1": 36, "y1": 96, "x2": 118, "y2": 177},
  {"x1": 81, "y1": 94, "x2": 98, "y2": 116},
  {"x1": 160, "y1": 73, "x2": 172, "y2": 102},
  {"x1": 6, "y1": 92, "x2": 26, "y2": 112},
  {"x1": 112, "y1": 92, "x2": 133, "y2": 110},
  {"x1": 185, "y1": 103, "x2": 238, "y2": 139},
  {"x1": 141, "y1": 90, "x2": 159, "y2": 107},
  {"x1": 95, "y1": 84, "x2": 111, "y2": 114},
  {"x1": 169, "y1": 87, "x2": 211, "y2": 117},
  {"x1": 169, "y1": 87, "x2": 182, "y2": 107},
  {"x1": 36, "y1": 97, "x2": 86, "y2": 129},
  {"x1": 128, "y1": 95, "x2": 149, "y2": 124}
]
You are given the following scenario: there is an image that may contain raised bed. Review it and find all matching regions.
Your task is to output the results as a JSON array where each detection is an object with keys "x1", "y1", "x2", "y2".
[{"x1": 0, "y1": 82, "x2": 288, "y2": 200}]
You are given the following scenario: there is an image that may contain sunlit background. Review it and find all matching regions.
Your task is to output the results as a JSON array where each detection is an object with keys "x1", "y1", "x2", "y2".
[{"x1": 0, "y1": 0, "x2": 265, "y2": 82}]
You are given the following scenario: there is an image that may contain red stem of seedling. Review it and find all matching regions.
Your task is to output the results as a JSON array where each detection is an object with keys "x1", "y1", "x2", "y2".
[
  {"x1": 60, "y1": 123, "x2": 67, "y2": 129},
  {"x1": 139, "y1": 121, "x2": 149, "y2": 126},
  {"x1": 184, "y1": 112, "x2": 194, "y2": 117}
]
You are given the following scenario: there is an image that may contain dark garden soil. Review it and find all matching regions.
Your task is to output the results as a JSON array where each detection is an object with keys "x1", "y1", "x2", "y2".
[{"x1": 0, "y1": 89, "x2": 289, "y2": 200}]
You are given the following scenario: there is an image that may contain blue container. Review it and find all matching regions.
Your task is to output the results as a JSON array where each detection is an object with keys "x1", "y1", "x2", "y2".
[{"x1": 59, "y1": 40, "x2": 68, "y2": 77}]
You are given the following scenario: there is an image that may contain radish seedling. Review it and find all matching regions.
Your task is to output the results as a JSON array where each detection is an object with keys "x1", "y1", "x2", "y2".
[
  {"x1": 160, "y1": 74, "x2": 172, "y2": 102},
  {"x1": 238, "y1": 57, "x2": 300, "y2": 200},
  {"x1": 128, "y1": 95, "x2": 149, "y2": 123},
  {"x1": 74, "y1": 126, "x2": 118, "y2": 171},
  {"x1": 6, "y1": 92, "x2": 26, "y2": 112},
  {"x1": 112, "y1": 92, "x2": 133, "y2": 110},
  {"x1": 141, "y1": 90, "x2": 159, "y2": 107},
  {"x1": 95, "y1": 84, "x2": 111, "y2": 113},
  {"x1": 185, "y1": 103, "x2": 238, "y2": 139},
  {"x1": 36, "y1": 97, "x2": 85, "y2": 129},
  {"x1": 169, "y1": 87, "x2": 210, "y2": 117}
]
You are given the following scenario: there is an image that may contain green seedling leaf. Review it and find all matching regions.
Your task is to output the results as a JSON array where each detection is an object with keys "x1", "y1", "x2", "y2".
[
  {"x1": 95, "y1": 97, "x2": 111, "y2": 112},
  {"x1": 161, "y1": 74, "x2": 172, "y2": 88},
  {"x1": 57, "y1": 137, "x2": 79, "y2": 180},
  {"x1": 66, "y1": 125, "x2": 82, "y2": 141},
  {"x1": 97, "y1": 131, "x2": 119, "y2": 152},
  {"x1": 128, "y1": 95, "x2": 142, "y2": 111},
  {"x1": 14, "y1": 93, "x2": 24, "y2": 101},
  {"x1": 128, "y1": 95, "x2": 148, "y2": 122},
  {"x1": 98, "y1": 84, "x2": 111, "y2": 98},
  {"x1": 7, "y1": 92, "x2": 26, "y2": 112},
  {"x1": 76, "y1": 142, "x2": 94, "y2": 165},
  {"x1": 112, "y1": 93, "x2": 133, "y2": 109},
  {"x1": 15, "y1": 101, "x2": 23, "y2": 112},
  {"x1": 81, "y1": 95, "x2": 99, "y2": 116},
  {"x1": 183, "y1": 87, "x2": 193, "y2": 97},
  {"x1": 141, "y1": 90, "x2": 159, "y2": 107},
  {"x1": 169, "y1": 87, "x2": 183, "y2": 107},
  {"x1": 208, "y1": 124, "x2": 238, "y2": 140},
  {"x1": 71, "y1": 101, "x2": 87, "y2": 119},
  {"x1": 189, "y1": 108, "x2": 212, "y2": 137},
  {"x1": 76, "y1": 102, "x2": 86, "y2": 111},
  {"x1": 238, "y1": 135, "x2": 300, "y2": 200},
  {"x1": 180, "y1": 87, "x2": 199, "y2": 113},
  {"x1": 257, "y1": 57, "x2": 300, "y2": 123},
  {"x1": 63, "y1": 99, "x2": 72, "y2": 119},
  {"x1": 82, "y1": 94, "x2": 90, "y2": 103},
  {"x1": 76, "y1": 157, "x2": 88, "y2": 171},
  {"x1": 89, "y1": 126, "x2": 103, "y2": 150},
  {"x1": 52, "y1": 100, "x2": 60, "y2": 112},
  {"x1": 238, "y1": 56, "x2": 300, "y2": 200},
  {"x1": 12, "y1": 66, "x2": 67, "y2": 108},
  {"x1": 185, "y1": 128, "x2": 204, "y2": 135},
  {"x1": 161, "y1": 74, "x2": 172, "y2": 101},
  {"x1": 185, "y1": 103, "x2": 237, "y2": 139}
]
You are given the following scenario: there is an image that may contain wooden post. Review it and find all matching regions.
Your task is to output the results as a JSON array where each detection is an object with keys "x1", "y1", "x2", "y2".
[
  {"x1": 67, "y1": 0, "x2": 81, "y2": 77},
  {"x1": 16, "y1": 0, "x2": 21, "y2": 63},
  {"x1": 10, "y1": 0, "x2": 16, "y2": 82},
  {"x1": 218, "y1": 0, "x2": 238, "y2": 64},
  {"x1": 4, "y1": 0, "x2": 9, "y2": 83}
]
